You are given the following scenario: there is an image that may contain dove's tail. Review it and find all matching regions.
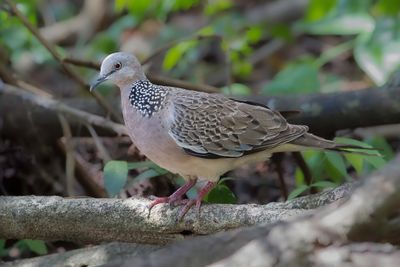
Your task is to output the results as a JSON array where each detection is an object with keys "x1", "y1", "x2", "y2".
[{"x1": 291, "y1": 133, "x2": 378, "y2": 155}]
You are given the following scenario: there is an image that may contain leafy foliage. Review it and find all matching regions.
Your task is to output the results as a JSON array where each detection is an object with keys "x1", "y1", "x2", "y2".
[
  {"x1": 263, "y1": 61, "x2": 320, "y2": 95},
  {"x1": 0, "y1": 240, "x2": 48, "y2": 257},
  {"x1": 22, "y1": 240, "x2": 48, "y2": 255},
  {"x1": 204, "y1": 183, "x2": 237, "y2": 204},
  {"x1": 103, "y1": 160, "x2": 128, "y2": 197},
  {"x1": 291, "y1": 137, "x2": 388, "y2": 198},
  {"x1": 103, "y1": 160, "x2": 167, "y2": 196},
  {"x1": 300, "y1": 0, "x2": 400, "y2": 86}
]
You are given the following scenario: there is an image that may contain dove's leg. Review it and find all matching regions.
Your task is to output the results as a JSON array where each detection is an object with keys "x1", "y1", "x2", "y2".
[
  {"x1": 148, "y1": 178, "x2": 197, "y2": 210},
  {"x1": 177, "y1": 181, "x2": 216, "y2": 221}
]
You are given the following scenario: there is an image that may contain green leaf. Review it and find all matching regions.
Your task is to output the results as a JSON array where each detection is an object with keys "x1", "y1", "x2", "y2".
[
  {"x1": 103, "y1": 160, "x2": 128, "y2": 197},
  {"x1": 364, "y1": 155, "x2": 387, "y2": 169},
  {"x1": 310, "y1": 181, "x2": 337, "y2": 188},
  {"x1": 324, "y1": 152, "x2": 349, "y2": 182},
  {"x1": 300, "y1": 0, "x2": 374, "y2": 35},
  {"x1": 301, "y1": 14, "x2": 374, "y2": 35},
  {"x1": 134, "y1": 168, "x2": 168, "y2": 181},
  {"x1": 222, "y1": 83, "x2": 252, "y2": 96},
  {"x1": 204, "y1": 184, "x2": 236, "y2": 204},
  {"x1": 126, "y1": 0, "x2": 153, "y2": 18},
  {"x1": 163, "y1": 40, "x2": 198, "y2": 70},
  {"x1": 334, "y1": 137, "x2": 373, "y2": 148},
  {"x1": 267, "y1": 24, "x2": 293, "y2": 41},
  {"x1": 246, "y1": 26, "x2": 263, "y2": 44},
  {"x1": 232, "y1": 60, "x2": 253, "y2": 77},
  {"x1": 374, "y1": 0, "x2": 400, "y2": 16},
  {"x1": 302, "y1": 150, "x2": 326, "y2": 179},
  {"x1": 0, "y1": 239, "x2": 6, "y2": 257},
  {"x1": 127, "y1": 160, "x2": 159, "y2": 170},
  {"x1": 354, "y1": 18, "x2": 400, "y2": 85},
  {"x1": 366, "y1": 136, "x2": 394, "y2": 161},
  {"x1": 294, "y1": 167, "x2": 305, "y2": 186},
  {"x1": 172, "y1": 0, "x2": 200, "y2": 11},
  {"x1": 204, "y1": 0, "x2": 232, "y2": 15},
  {"x1": 197, "y1": 26, "x2": 215, "y2": 37},
  {"x1": 305, "y1": 0, "x2": 338, "y2": 22},
  {"x1": 23, "y1": 240, "x2": 47, "y2": 255},
  {"x1": 263, "y1": 62, "x2": 320, "y2": 95},
  {"x1": 288, "y1": 185, "x2": 309, "y2": 200},
  {"x1": 314, "y1": 40, "x2": 355, "y2": 68},
  {"x1": 344, "y1": 153, "x2": 364, "y2": 175},
  {"x1": 334, "y1": 137, "x2": 381, "y2": 156}
]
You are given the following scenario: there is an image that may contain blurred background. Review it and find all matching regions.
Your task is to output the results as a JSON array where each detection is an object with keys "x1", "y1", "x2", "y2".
[{"x1": 0, "y1": 0, "x2": 399, "y2": 261}]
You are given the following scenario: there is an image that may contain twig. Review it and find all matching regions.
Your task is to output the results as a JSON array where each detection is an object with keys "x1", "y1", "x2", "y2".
[
  {"x1": 292, "y1": 152, "x2": 315, "y2": 193},
  {"x1": 271, "y1": 153, "x2": 288, "y2": 200},
  {"x1": 63, "y1": 57, "x2": 101, "y2": 70},
  {"x1": 147, "y1": 73, "x2": 220, "y2": 93},
  {"x1": 4, "y1": 0, "x2": 122, "y2": 123},
  {"x1": 58, "y1": 114, "x2": 76, "y2": 196},
  {"x1": 141, "y1": 34, "x2": 221, "y2": 65},
  {"x1": 86, "y1": 123, "x2": 112, "y2": 162},
  {"x1": 16, "y1": 80, "x2": 54, "y2": 98},
  {"x1": 0, "y1": 83, "x2": 127, "y2": 136},
  {"x1": 249, "y1": 39, "x2": 285, "y2": 65},
  {"x1": 57, "y1": 138, "x2": 108, "y2": 198}
]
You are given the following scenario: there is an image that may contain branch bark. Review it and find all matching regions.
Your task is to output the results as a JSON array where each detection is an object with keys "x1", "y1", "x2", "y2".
[
  {"x1": 241, "y1": 79, "x2": 400, "y2": 137},
  {"x1": 0, "y1": 83, "x2": 127, "y2": 137},
  {"x1": 2, "y1": 242, "x2": 160, "y2": 267},
  {"x1": 0, "y1": 182, "x2": 352, "y2": 245},
  {"x1": 0, "y1": 196, "x2": 304, "y2": 245}
]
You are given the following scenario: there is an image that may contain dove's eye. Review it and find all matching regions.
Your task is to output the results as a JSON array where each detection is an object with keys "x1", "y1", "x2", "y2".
[{"x1": 114, "y1": 62, "x2": 122, "y2": 70}]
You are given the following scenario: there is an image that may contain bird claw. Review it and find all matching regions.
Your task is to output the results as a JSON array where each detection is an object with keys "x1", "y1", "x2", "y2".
[
  {"x1": 147, "y1": 197, "x2": 203, "y2": 221},
  {"x1": 176, "y1": 199, "x2": 196, "y2": 221},
  {"x1": 148, "y1": 181, "x2": 216, "y2": 221},
  {"x1": 147, "y1": 196, "x2": 180, "y2": 211}
]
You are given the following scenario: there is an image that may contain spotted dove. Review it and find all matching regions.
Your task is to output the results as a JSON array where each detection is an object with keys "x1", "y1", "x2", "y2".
[{"x1": 91, "y1": 52, "x2": 367, "y2": 219}]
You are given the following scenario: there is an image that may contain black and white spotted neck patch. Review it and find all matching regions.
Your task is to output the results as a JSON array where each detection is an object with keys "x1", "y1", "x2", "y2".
[{"x1": 128, "y1": 80, "x2": 168, "y2": 117}]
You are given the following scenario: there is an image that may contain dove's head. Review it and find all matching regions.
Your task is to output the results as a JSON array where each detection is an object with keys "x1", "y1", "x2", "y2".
[{"x1": 90, "y1": 52, "x2": 145, "y2": 91}]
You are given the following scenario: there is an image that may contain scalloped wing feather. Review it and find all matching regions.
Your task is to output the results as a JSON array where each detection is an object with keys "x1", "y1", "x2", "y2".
[{"x1": 168, "y1": 90, "x2": 307, "y2": 158}]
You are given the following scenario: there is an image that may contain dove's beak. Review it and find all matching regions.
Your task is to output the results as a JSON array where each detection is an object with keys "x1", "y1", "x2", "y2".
[{"x1": 90, "y1": 75, "x2": 108, "y2": 92}]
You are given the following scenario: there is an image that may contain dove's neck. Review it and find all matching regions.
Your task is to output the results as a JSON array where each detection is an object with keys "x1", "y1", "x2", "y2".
[{"x1": 122, "y1": 79, "x2": 168, "y2": 118}]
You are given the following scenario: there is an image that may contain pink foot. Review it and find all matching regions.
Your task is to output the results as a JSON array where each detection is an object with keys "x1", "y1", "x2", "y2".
[
  {"x1": 176, "y1": 181, "x2": 216, "y2": 221},
  {"x1": 147, "y1": 179, "x2": 197, "y2": 211}
]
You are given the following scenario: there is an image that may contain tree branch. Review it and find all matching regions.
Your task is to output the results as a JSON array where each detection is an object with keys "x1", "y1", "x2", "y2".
[
  {"x1": 0, "y1": 181, "x2": 353, "y2": 245},
  {"x1": 2, "y1": 242, "x2": 160, "y2": 267},
  {"x1": 0, "y1": 196, "x2": 305, "y2": 244},
  {"x1": 0, "y1": 83, "x2": 127, "y2": 136},
  {"x1": 242, "y1": 77, "x2": 400, "y2": 137}
]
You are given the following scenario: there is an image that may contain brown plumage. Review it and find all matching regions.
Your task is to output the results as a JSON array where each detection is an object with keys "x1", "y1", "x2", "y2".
[
  {"x1": 91, "y1": 52, "x2": 368, "y2": 220},
  {"x1": 169, "y1": 89, "x2": 308, "y2": 158}
]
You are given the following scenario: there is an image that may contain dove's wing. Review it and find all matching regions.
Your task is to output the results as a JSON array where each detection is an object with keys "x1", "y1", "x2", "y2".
[{"x1": 167, "y1": 90, "x2": 307, "y2": 158}]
